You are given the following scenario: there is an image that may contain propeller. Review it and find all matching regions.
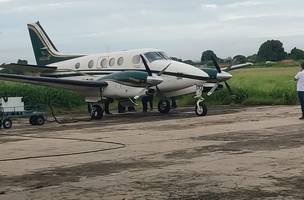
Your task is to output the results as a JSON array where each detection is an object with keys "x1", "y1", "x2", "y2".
[
  {"x1": 210, "y1": 56, "x2": 234, "y2": 95},
  {"x1": 139, "y1": 54, "x2": 172, "y2": 95},
  {"x1": 140, "y1": 55, "x2": 152, "y2": 76},
  {"x1": 211, "y1": 56, "x2": 221, "y2": 73},
  {"x1": 158, "y1": 63, "x2": 171, "y2": 76},
  {"x1": 224, "y1": 81, "x2": 233, "y2": 95}
]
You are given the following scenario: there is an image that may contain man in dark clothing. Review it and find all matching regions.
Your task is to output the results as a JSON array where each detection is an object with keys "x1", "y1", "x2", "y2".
[
  {"x1": 118, "y1": 102, "x2": 126, "y2": 113},
  {"x1": 142, "y1": 96, "x2": 149, "y2": 112},
  {"x1": 148, "y1": 95, "x2": 153, "y2": 111},
  {"x1": 171, "y1": 97, "x2": 177, "y2": 109},
  {"x1": 142, "y1": 95, "x2": 154, "y2": 112}
]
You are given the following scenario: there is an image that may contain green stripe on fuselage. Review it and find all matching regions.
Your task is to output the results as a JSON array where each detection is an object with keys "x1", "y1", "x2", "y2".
[{"x1": 99, "y1": 71, "x2": 148, "y2": 87}]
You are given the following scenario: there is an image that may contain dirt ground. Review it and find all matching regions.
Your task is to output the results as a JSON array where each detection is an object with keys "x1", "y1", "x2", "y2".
[{"x1": 0, "y1": 105, "x2": 303, "y2": 200}]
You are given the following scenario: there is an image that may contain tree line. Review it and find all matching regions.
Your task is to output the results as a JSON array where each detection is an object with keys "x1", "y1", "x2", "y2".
[{"x1": 172, "y1": 40, "x2": 304, "y2": 66}]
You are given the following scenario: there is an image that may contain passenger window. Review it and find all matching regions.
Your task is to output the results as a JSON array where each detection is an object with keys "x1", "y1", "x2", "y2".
[
  {"x1": 109, "y1": 58, "x2": 115, "y2": 66},
  {"x1": 132, "y1": 55, "x2": 141, "y2": 64},
  {"x1": 88, "y1": 60, "x2": 94, "y2": 68},
  {"x1": 100, "y1": 58, "x2": 107, "y2": 68},
  {"x1": 117, "y1": 57, "x2": 124, "y2": 66},
  {"x1": 75, "y1": 63, "x2": 80, "y2": 69}
]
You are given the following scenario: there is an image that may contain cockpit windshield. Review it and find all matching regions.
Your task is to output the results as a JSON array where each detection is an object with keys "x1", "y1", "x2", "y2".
[
  {"x1": 144, "y1": 51, "x2": 170, "y2": 62},
  {"x1": 158, "y1": 52, "x2": 170, "y2": 60}
]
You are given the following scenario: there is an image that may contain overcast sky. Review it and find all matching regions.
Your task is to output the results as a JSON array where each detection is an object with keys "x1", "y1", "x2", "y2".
[{"x1": 1, "y1": 0, "x2": 304, "y2": 64}]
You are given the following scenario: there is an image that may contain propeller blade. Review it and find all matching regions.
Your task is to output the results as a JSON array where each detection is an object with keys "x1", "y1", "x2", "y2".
[
  {"x1": 134, "y1": 88, "x2": 147, "y2": 100},
  {"x1": 211, "y1": 56, "x2": 222, "y2": 73},
  {"x1": 158, "y1": 63, "x2": 171, "y2": 76},
  {"x1": 140, "y1": 55, "x2": 152, "y2": 76},
  {"x1": 224, "y1": 81, "x2": 233, "y2": 95},
  {"x1": 156, "y1": 85, "x2": 161, "y2": 94}
]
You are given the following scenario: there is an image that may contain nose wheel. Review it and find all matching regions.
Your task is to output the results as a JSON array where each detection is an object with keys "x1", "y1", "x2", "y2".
[
  {"x1": 195, "y1": 100, "x2": 208, "y2": 116},
  {"x1": 158, "y1": 100, "x2": 171, "y2": 114},
  {"x1": 194, "y1": 85, "x2": 208, "y2": 117}
]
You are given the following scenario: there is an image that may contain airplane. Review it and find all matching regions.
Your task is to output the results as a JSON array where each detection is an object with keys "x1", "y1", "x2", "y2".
[{"x1": 0, "y1": 22, "x2": 252, "y2": 120}]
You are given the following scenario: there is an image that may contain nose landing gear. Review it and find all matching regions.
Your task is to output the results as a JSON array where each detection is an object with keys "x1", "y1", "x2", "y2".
[
  {"x1": 194, "y1": 85, "x2": 208, "y2": 117},
  {"x1": 195, "y1": 99, "x2": 208, "y2": 116}
]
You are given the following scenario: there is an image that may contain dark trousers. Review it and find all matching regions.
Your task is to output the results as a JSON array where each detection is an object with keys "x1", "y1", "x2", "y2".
[
  {"x1": 298, "y1": 91, "x2": 304, "y2": 114},
  {"x1": 142, "y1": 96, "x2": 149, "y2": 112}
]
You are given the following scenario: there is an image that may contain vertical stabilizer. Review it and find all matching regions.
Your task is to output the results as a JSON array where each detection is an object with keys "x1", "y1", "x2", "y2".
[{"x1": 27, "y1": 22, "x2": 82, "y2": 65}]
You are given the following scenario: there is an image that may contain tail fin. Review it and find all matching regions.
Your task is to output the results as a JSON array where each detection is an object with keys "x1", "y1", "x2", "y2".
[{"x1": 27, "y1": 21, "x2": 82, "y2": 65}]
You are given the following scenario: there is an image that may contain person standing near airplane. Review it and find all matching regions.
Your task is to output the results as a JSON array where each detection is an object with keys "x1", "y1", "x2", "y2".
[{"x1": 295, "y1": 63, "x2": 304, "y2": 120}]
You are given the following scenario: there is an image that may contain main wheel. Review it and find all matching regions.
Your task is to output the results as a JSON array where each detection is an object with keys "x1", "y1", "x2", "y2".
[
  {"x1": 30, "y1": 116, "x2": 37, "y2": 125},
  {"x1": 158, "y1": 100, "x2": 171, "y2": 114},
  {"x1": 3, "y1": 118, "x2": 12, "y2": 129},
  {"x1": 90, "y1": 105, "x2": 104, "y2": 120},
  {"x1": 195, "y1": 101, "x2": 208, "y2": 116},
  {"x1": 36, "y1": 115, "x2": 45, "y2": 126}
]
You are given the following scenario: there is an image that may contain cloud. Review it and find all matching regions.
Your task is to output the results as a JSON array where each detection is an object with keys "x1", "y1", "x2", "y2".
[
  {"x1": 2, "y1": 0, "x2": 85, "y2": 13},
  {"x1": 201, "y1": 4, "x2": 218, "y2": 10},
  {"x1": 0, "y1": 0, "x2": 13, "y2": 3},
  {"x1": 226, "y1": 1, "x2": 265, "y2": 8},
  {"x1": 1, "y1": 0, "x2": 304, "y2": 63}
]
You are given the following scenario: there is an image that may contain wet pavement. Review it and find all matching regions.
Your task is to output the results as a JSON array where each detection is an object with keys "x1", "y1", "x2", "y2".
[{"x1": 0, "y1": 105, "x2": 303, "y2": 200}]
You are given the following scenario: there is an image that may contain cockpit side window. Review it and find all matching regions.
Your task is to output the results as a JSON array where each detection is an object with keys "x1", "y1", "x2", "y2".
[{"x1": 144, "y1": 52, "x2": 164, "y2": 62}]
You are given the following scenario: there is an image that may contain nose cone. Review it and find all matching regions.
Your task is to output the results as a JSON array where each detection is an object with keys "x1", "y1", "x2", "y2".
[{"x1": 217, "y1": 71, "x2": 232, "y2": 81}]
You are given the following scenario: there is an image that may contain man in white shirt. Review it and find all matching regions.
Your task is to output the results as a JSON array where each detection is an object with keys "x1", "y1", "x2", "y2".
[{"x1": 295, "y1": 63, "x2": 304, "y2": 119}]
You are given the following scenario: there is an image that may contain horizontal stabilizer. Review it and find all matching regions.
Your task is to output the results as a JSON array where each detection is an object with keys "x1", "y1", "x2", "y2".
[{"x1": 1, "y1": 63, "x2": 57, "y2": 74}]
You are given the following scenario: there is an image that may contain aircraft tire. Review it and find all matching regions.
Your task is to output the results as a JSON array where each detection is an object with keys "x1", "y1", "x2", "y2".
[
  {"x1": 3, "y1": 118, "x2": 12, "y2": 129},
  {"x1": 158, "y1": 100, "x2": 171, "y2": 114},
  {"x1": 30, "y1": 116, "x2": 37, "y2": 125},
  {"x1": 91, "y1": 105, "x2": 103, "y2": 120},
  {"x1": 36, "y1": 115, "x2": 45, "y2": 126},
  {"x1": 195, "y1": 101, "x2": 208, "y2": 116}
]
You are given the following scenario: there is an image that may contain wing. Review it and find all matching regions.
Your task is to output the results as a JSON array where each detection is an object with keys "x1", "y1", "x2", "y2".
[
  {"x1": 0, "y1": 73, "x2": 108, "y2": 91},
  {"x1": 0, "y1": 63, "x2": 57, "y2": 74}
]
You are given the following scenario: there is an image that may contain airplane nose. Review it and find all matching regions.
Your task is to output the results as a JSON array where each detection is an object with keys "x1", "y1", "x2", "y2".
[
  {"x1": 199, "y1": 68, "x2": 210, "y2": 78},
  {"x1": 188, "y1": 64, "x2": 209, "y2": 80},
  {"x1": 217, "y1": 71, "x2": 232, "y2": 81}
]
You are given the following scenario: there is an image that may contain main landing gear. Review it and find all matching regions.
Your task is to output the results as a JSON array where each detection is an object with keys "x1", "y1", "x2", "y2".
[
  {"x1": 158, "y1": 100, "x2": 171, "y2": 114},
  {"x1": 194, "y1": 85, "x2": 208, "y2": 117},
  {"x1": 88, "y1": 104, "x2": 104, "y2": 120}
]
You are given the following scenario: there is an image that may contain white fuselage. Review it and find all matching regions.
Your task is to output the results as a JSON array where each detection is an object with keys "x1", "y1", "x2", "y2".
[{"x1": 45, "y1": 48, "x2": 209, "y2": 99}]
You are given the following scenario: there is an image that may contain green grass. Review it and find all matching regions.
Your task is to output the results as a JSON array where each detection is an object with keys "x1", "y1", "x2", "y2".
[
  {"x1": 204, "y1": 60, "x2": 300, "y2": 105},
  {"x1": 0, "y1": 60, "x2": 301, "y2": 110},
  {"x1": 0, "y1": 82, "x2": 84, "y2": 109}
]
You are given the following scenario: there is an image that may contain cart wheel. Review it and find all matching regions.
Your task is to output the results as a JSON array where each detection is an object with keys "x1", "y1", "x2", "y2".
[
  {"x1": 3, "y1": 119, "x2": 12, "y2": 129},
  {"x1": 36, "y1": 115, "x2": 45, "y2": 126},
  {"x1": 29, "y1": 116, "x2": 37, "y2": 125}
]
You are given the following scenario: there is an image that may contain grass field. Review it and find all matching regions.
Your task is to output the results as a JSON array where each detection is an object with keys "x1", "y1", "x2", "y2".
[
  {"x1": 0, "y1": 60, "x2": 301, "y2": 111},
  {"x1": 181, "y1": 60, "x2": 300, "y2": 106}
]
